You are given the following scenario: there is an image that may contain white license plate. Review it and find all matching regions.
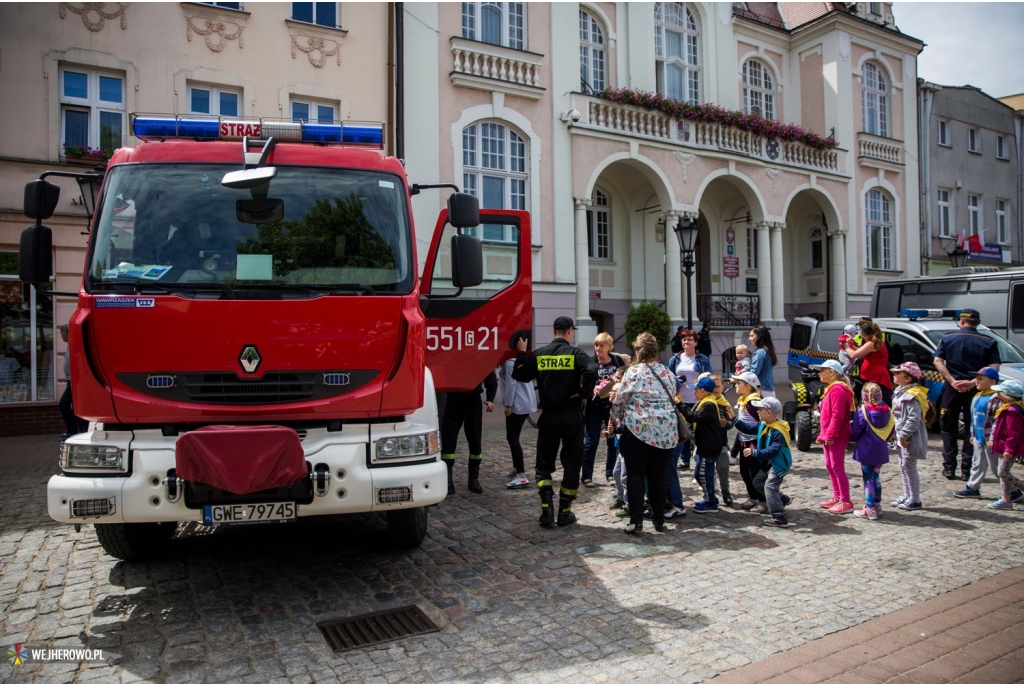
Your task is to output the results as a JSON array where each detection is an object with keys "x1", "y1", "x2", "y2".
[{"x1": 202, "y1": 501, "x2": 296, "y2": 525}]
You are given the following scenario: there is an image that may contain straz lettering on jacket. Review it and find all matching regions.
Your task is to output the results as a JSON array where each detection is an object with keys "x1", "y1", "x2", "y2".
[{"x1": 536, "y1": 355, "x2": 575, "y2": 371}]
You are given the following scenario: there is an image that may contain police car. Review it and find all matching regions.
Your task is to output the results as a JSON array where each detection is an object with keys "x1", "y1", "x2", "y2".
[{"x1": 788, "y1": 309, "x2": 1024, "y2": 425}]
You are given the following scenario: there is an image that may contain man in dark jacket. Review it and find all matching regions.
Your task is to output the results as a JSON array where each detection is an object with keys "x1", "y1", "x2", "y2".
[
  {"x1": 682, "y1": 376, "x2": 729, "y2": 514},
  {"x1": 696, "y1": 321, "x2": 713, "y2": 357},
  {"x1": 441, "y1": 370, "x2": 498, "y2": 495},
  {"x1": 513, "y1": 316, "x2": 597, "y2": 527}
]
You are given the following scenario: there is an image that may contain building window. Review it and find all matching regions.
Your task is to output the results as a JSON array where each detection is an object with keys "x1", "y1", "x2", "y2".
[
  {"x1": 655, "y1": 2, "x2": 700, "y2": 105},
  {"x1": 188, "y1": 85, "x2": 240, "y2": 117},
  {"x1": 742, "y1": 59, "x2": 775, "y2": 120},
  {"x1": 968, "y1": 127, "x2": 980, "y2": 153},
  {"x1": 290, "y1": 99, "x2": 336, "y2": 124},
  {"x1": 997, "y1": 135, "x2": 1008, "y2": 159},
  {"x1": 0, "y1": 253, "x2": 55, "y2": 404},
  {"x1": 968, "y1": 194, "x2": 981, "y2": 236},
  {"x1": 809, "y1": 227, "x2": 823, "y2": 270},
  {"x1": 200, "y1": 2, "x2": 242, "y2": 8},
  {"x1": 746, "y1": 225, "x2": 757, "y2": 269},
  {"x1": 868, "y1": 2, "x2": 883, "y2": 15},
  {"x1": 579, "y1": 9, "x2": 606, "y2": 94},
  {"x1": 937, "y1": 119, "x2": 949, "y2": 146},
  {"x1": 866, "y1": 188, "x2": 893, "y2": 270},
  {"x1": 587, "y1": 189, "x2": 610, "y2": 260},
  {"x1": 861, "y1": 62, "x2": 888, "y2": 137},
  {"x1": 291, "y1": 2, "x2": 338, "y2": 28},
  {"x1": 937, "y1": 188, "x2": 952, "y2": 237},
  {"x1": 461, "y1": 2, "x2": 525, "y2": 50},
  {"x1": 59, "y1": 67, "x2": 124, "y2": 158},
  {"x1": 997, "y1": 200, "x2": 1008, "y2": 244},
  {"x1": 462, "y1": 122, "x2": 526, "y2": 243}
]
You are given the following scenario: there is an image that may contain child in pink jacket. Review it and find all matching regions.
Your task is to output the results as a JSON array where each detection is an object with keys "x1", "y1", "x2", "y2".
[
  {"x1": 813, "y1": 359, "x2": 855, "y2": 514},
  {"x1": 988, "y1": 379, "x2": 1024, "y2": 510}
]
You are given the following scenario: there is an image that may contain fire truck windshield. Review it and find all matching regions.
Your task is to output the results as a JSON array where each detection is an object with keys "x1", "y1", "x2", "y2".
[{"x1": 86, "y1": 164, "x2": 412, "y2": 296}]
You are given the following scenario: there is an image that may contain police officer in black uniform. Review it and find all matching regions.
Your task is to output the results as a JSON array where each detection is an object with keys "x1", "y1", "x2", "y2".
[
  {"x1": 512, "y1": 316, "x2": 597, "y2": 527},
  {"x1": 933, "y1": 308, "x2": 1001, "y2": 480},
  {"x1": 441, "y1": 370, "x2": 498, "y2": 495}
]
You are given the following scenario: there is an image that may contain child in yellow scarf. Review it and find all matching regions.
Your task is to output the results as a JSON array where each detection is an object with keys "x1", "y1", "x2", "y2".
[
  {"x1": 890, "y1": 362, "x2": 930, "y2": 510},
  {"x1": 851, "y1": 383, "x2": 893, "y2": 520}
]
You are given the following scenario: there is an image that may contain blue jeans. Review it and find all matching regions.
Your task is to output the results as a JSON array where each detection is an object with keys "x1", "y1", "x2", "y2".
[
  {"x1": 665, "y1": 455, "x2": 683, "y2": 507},
  {"x1": 583, "y1": 401, "x2": 616, "y2": 480},
  {"x1": 695, "y1": 454, "x2": 718, "y2": 506},
  {"x1": 861, "y1": 463, "x2": 882, "y2": 508}
]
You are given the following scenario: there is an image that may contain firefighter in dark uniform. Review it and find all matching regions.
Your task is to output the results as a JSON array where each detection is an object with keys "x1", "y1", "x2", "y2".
[
  {"x1": 512, "y1": 316, "x2": 597, "y2": 527},
  {"x1": 441, "y1": 370, "x2": 498, "y2": 495},
  {"x1": 933, "y1": 308, "x2": 1001, "y2": 480}
]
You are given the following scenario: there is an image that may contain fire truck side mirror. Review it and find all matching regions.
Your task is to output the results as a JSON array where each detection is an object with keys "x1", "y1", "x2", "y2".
[
  {"x1": 450, "y1": 233, "x2": 483, "y2": 289},
  {"x1": 19, "y1": 224, "x2": 53, "y2": 284},
  {"x1": 24, "y1": 179, "x2": 61, "y2": 220},
  {"x1": 447, "y1": 192, "x2": 480, "y2": 229}
]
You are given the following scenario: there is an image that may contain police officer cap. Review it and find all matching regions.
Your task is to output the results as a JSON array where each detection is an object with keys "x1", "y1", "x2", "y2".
[
  {"x1": 959, "y1": 308, "x2": 981, "y2": 320},
  {"x1": 553, "y1": 316, "x2": 577, "y2": 332},
  {"x1": 508, "y1": 329, "x2": 532, "y2": 350}
]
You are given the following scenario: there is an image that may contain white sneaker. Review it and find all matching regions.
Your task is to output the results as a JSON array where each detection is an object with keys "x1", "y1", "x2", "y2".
[
  {"x1": 506, "y1": 476, "x2": 530, "y2": 489},
  {"x1": 665, "y1": 505, "x2": 686, "y2": 519},
  {"x1": 755, "y1": 503, "x2": 768, "y2": 514}
]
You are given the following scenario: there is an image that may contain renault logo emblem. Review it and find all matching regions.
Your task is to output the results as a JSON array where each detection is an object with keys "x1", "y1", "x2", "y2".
[{"x1": 238, "y1": 345, "x2": 261, "y2": 374}]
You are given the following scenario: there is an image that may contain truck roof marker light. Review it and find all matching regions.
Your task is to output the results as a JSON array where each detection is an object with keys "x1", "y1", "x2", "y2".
[
  {"x1": 131, "y1": 113, "x2": 383, "y2": 148},
  {"x1": 899, "y1": 308, "x2": 956, "y2": 320}
]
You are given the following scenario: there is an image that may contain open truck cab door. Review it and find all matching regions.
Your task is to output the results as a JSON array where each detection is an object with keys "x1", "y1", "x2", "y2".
[{"x1": 420, "y1": 199, "x2": 532, "y2": 392}]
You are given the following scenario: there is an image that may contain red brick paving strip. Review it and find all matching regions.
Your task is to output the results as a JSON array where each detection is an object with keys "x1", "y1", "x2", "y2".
[{"x1": 707, "y1": 565, "x2": 1024, "y2": 684}]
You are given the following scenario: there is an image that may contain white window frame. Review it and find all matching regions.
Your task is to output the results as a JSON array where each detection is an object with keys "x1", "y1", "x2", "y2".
[
  {"x1": 937, "y1": 119, "x2": 949, "y2": 146},
  {"x1": 968, "y1": 194, "x2": 981, "y2": 236},
  {"x1": 187, "y1": 84, "x2": 242, "y2": 117},
  {"x1": 968, "y1": 127, "x2": 980, "y2": 153},
  {"x1": 808, "y1": 227, "x2": 824, "y2": 271},
  {"x1": 997, "y1": 200, "x2": 1008, "y2": 244},
  {"x1": 462, "y1": 121, "x2": 527, "y2": 243},
  {"x1": 587, "y1": 189, "x2": 610, "y2": 261},
  {"x1": 997, "y1": 135, "x2": 1008, "y2": 159},
  {"x1": 865, "y1": 188, "x2": 893, "y2": 271},
  {"x1": 59, "y1": 66, "x2": 126, "y2": 158},
  {"x1": 868, "y1": 2, "x2": 883, "y2": 16},
  {"x1": 746, "y1": 224, "x2": 757, "y2": 270},
  {"x1": 655, "y1": 2, "x2": 700, "y2": 105},
  {"x1": 461, "y1": 2, "x2": 525, "y2": 50},
  {"x1": 742, "y1": 59, "x2": 775, "y2": 120},
  {"x1": 290, "y1": 2, "x2": 339, "y2": 29},
  {"x1": 200, "y1": 2, "x2": 243, "y2": 9},
  {"x1": 936, "y1": 188, "x2": 952, "y2": 238},
  {"x1": 290, "y1": 98, "x2": 337, "y2": 124},
  {"x1": 579, "y1": 9, "x2": 606, "y2": 94},
  {"x1": 861, "y1": 62, "x2": 888, "y2": 138}
]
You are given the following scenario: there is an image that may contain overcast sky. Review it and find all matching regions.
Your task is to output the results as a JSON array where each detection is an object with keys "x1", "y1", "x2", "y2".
[{"x1": 893, "y1": 2, "x2": 1024, "y2": 97}]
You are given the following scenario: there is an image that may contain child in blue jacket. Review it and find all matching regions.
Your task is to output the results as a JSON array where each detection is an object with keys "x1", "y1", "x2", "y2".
[{"x1": 732, "y1": 396, "x2": 793, "y2": 527}]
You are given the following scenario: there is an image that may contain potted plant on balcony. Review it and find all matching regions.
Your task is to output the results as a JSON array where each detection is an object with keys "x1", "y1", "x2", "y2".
[{"x1": 63, "y1": 143, "x2": 108, "y2": 166}]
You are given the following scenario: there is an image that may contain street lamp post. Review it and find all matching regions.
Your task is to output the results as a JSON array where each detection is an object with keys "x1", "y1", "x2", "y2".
[
  {"x1": 947, "y1": 245, "x2": 970, "y2": 270},
  {"x1": 673, "y1": 217, "x2": 699, "y2": 330}
]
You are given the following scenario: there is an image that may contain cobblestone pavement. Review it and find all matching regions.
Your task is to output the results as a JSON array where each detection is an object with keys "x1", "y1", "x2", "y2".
[{"x1": 2, "y1": 411, "x2": 1024, "y2": 683}]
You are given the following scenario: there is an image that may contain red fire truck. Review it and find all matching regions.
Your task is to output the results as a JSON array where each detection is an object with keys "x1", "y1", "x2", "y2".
[{"x1": 19, "y1": 114, "x2": 532, "y2": 560}]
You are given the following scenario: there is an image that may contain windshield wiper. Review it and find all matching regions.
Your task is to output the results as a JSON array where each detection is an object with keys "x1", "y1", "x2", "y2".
[
  {"x1": 242, "y1": 283, "x2": 376, "y2": 296},
  {"x1": 134, "y1": 282, "x2": 236, "y2": 299}
]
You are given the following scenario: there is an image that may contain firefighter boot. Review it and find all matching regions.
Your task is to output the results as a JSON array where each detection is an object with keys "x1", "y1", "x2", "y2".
[
  {"x1": 443, "y1": 455, "x2": 456, "y2": 495},
  {"x1": 556, "y1": 489, "x2": 578, "y2": 527},
  {"x1": 538, "y1": 483, "x2": 555, "y2": 527},
  {"x1": 467, "y1": 456, "x2": 483, "y2": 493}
]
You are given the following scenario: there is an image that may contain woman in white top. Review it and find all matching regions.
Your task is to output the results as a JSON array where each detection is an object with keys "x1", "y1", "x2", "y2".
[{"x1": 502, "y1": 355, "x2": 537, "y2": 489}]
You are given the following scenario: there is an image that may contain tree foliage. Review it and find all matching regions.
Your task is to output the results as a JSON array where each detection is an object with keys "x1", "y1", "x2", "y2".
[{"x1": 624, "y1": 301, "x2": 672, "y2": 352}]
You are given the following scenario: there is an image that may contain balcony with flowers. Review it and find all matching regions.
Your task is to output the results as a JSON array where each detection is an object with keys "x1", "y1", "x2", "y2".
[{"x1": 574, "y1": 88, "x2": 843, "y2": 174}]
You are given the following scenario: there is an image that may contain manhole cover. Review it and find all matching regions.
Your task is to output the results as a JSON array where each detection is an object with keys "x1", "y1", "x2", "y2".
[{"x1": 317, "y1": 605, "x2": 440, "y2": 652}]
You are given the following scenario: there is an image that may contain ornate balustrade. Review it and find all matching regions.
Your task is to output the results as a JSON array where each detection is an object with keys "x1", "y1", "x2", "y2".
[
  {"x1": 696, "y1": 294, "x2": 761, "y2": 329},
  {"x1": 450, "y1": 37, "x2": 544, "y2": 99},
  {"x1": 857, "y1": 132, "x2": 902, "y2": 165}
]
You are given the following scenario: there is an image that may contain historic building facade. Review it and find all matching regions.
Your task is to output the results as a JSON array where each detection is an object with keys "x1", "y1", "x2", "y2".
[{"x1": 405, "y1": 2, "x2": 924, "y2": 356}]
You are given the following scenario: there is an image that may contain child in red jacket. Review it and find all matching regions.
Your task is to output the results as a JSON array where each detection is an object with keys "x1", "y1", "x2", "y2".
[
  {"x1": 988, "y1": 379, "x2": 1024, "y2": 510},
  {"x1": 813, "y1": 359, "x2": 855, "y2": 515}
]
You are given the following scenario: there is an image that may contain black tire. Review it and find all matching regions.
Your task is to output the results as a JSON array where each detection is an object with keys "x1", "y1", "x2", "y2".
[
  {"x1": 387, "y1": 506, "x2": 428, "y2": 549},
  {"x1": 94, "y1": 522, "x2": 177, "y2": 562},
  {"x1": 782, "y1": 401, "x2": 798, "y2": 437},
  {"x1": 795, "y1": 410, "x2": 813, "y2": 452}
]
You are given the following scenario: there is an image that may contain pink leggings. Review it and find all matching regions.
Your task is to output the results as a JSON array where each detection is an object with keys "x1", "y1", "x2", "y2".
[{"x1": 823, "y1": 442, "x2": 851, "y2": 503}]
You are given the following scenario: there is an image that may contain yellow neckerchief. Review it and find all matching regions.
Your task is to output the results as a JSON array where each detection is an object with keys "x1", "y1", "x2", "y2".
[
  {"x1": 976, "y1": 388, "x2": 996, "y2": 397},
  {"x1": 995, "y1": 399, "x2": 1024, "y2": 419},
  {"x1": 695, "y1": 394, "x2": 721, "y2": 419},
  {"x1": 861, "y1": 405, "x2": 895, "y2": 441},
  {"x1": 713, "y1": 394, "x2": 731, "y2": 412},
  {"x1": 824, "y1": 378, "x2": 855, "y2": 412},
  {"x1": 759, "y1": 420, "x2": 791, "y2": 448},
  {"x1": 737, "y1": 391, "x2": 762, "y2": 413},
  {"x1": 901, "y1": 384, "x2": 930, "y2": 415}
]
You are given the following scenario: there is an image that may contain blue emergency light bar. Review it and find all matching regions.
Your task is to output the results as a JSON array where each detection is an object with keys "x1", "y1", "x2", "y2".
[
  {"x1": 899, "y1": 308, "x2": 960, "y2": 320},
  {"x1": 130, "y1": 114, "x2": 384, "y2": 148}
]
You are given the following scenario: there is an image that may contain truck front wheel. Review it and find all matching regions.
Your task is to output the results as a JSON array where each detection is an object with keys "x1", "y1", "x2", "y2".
[
  {"x1": 387, "y1": 507, "x2": 428, "y2": 549},
  {"x1": 95, "y1": 522, "x2": 177, "y2": 562},
  {"x1": 795, "y1": 410, "x2": 813, "y2": 452}
]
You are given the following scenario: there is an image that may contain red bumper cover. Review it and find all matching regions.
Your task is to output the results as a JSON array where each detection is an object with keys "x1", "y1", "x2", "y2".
[{"x1": 175, "y1": 425, "x2": 307, "y2": 495}]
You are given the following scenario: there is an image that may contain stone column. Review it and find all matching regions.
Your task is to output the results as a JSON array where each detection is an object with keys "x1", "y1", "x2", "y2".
[
  {"x1": 664, "y1": 210, "x2": 683, "y2": 322},
  {"x1": 829, "y1": 228, "x2": 848, "y2": 319},
  {"x1": 770, "y1": 222, "x2": 785, "y2": 321},
  {"x1": 573, "y1": 197, "x2": 592, "y2": 324},
  {"x1": 755, "y1": 221, "x2": 772, "y2": 323}
]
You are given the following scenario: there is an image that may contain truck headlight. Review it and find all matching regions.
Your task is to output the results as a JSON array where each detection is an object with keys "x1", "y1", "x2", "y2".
[
  {"x1": 375, "y1": 431, "x2": 439, "y2": 461},
  {"x1": 60, "y1": 444, "x2": 125, "y2": 471}
]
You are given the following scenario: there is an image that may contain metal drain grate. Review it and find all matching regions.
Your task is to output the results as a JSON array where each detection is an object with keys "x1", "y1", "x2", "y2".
[{"x1": 317, "y1": 605, "x2": 439, "y2": 652}]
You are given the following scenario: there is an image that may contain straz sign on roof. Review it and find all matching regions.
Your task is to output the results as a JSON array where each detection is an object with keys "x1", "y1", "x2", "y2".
[{"x1": 220, "y1": 121, "x2": 261, "y2": 138}]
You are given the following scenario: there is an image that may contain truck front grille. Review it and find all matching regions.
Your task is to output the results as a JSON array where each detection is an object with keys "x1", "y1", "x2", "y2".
[
  {"x1": 183, "y1": 373, "x2": 316, "y2": 404},
  {"x1": 376, "y1": 486, "x2": 413, "y2": 504},
  {"x1": 70, "y1": 497, "x2": 115, "y2": 518}
]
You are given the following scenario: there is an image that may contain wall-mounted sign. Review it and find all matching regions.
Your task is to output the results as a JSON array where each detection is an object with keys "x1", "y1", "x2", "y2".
[
  {"x1": 723, "y1": 256, "x2": 740, "y2": 278},
  {"x1": 726, "y1": 243, "x2": 735, "y2": 256},
  {"x1": 746, "y1": 278, "x2": 758, "y2": 294},
  {"x1": 725, "y1": 227, "x2": 735, "y2": 244},
  {"x1": 589, "y1": 290, "x2": 602, "y2": 299}
]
